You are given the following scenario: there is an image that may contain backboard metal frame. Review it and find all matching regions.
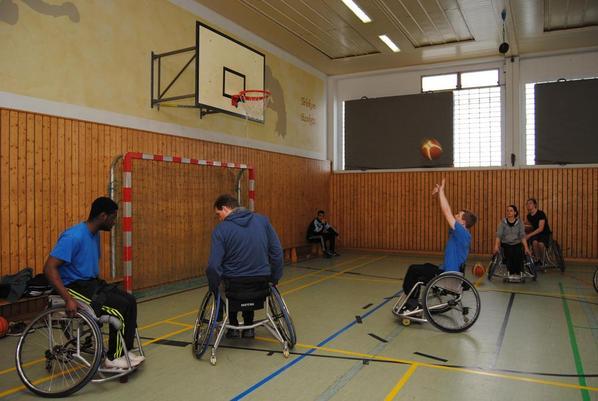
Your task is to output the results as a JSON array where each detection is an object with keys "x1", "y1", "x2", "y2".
[{"x1": 150, "y1": 22, "x2": 266, "y2": 123}]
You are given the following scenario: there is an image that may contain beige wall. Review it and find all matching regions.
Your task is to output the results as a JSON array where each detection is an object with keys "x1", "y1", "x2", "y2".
[{"x1": 0, "y1": 0, "x2": 326, "y2": 156}]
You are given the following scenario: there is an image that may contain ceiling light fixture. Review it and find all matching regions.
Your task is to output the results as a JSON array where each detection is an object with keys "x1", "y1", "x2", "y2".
[
  {"x1": 378, "y1": 35, "x2": 400, "y2": 52},
  {"x1": 341, "y1": 0, "x2": 371, "y2": 23}
]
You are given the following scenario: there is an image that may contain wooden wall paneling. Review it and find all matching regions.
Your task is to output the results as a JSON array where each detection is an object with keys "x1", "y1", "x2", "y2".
[
  {"x1": 34, "y1": 115, "x2": 43, "y2": 272},
  {"x1": 0, "y1": 110, "x2": 9, "y2": 274},
  {"x1": 9, "y1": 111, "x2": 19, "y2": 274},
  {"x1": 17, "y1": 112, "x2": 26, "y2": 271},
  {"x1": 25, "y1": 114, "x2": 35, "y2": 269}
]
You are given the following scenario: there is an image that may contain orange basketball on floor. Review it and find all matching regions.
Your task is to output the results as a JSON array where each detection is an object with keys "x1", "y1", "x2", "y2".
[
  {"x1": 0, "y1": 316, "x2": 9, "y2": 338},
  {"x1": 473, "y1": 263, "x2": 485, "y2": 277},
  {"x1": 420, "y1": 138, "x2": 443, "y2": 160}
]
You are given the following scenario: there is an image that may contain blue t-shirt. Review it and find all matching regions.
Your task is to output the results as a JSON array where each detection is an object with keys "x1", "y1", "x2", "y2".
[
  {"x1": 50, "y1": 222, "x2": 101, "y2": 285},
  {"x1": 441, "y1": 223, "x2": 471, "y2": 272}
]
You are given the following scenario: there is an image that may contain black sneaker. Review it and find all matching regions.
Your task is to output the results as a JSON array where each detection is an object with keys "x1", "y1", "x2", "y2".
[
  {"x1": 226, "y1": 329, "x2": 241, "y2": 339},
  {"x1": 242, "y1": 328, "x2": 255, "y2": 339},
  {"x1": 333, "y1": 252, "x2": 340, "y2": 257},
  {"x1": 324, "y1": 251, "x2": 333, "y2": 258}
]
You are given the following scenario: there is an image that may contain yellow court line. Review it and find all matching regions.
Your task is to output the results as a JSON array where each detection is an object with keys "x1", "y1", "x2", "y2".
[
  {"x1": 278, "y1": 256, "x2": 369, "y2": 287},
  {"x1": 384, "y1": 364, "x2": 418, "y2": 401},
  {"x1": 141, "y1": 327, "x2": 192, "y2": 346},
  {"x1": 281, "y1": 256, "x2": 388, "y2": 296},
  {"x1": 473, "y1": 273, "x2": 485, "y2": 288},
  {"x1": 333, "y1": 276, "x2": 401, "y2": 285},
  {"x1": 480, "y1": 287, "x2": 598, "y2": 301},
  {"x1": 138, "y1": 310, "x2": 197, "y2": 331},
  {"x1": 273, "y1": 341, "x2": 598, "y2": 393},
  {"x1": 165, "y1": 320, "x2": 195, "y2": 329}
]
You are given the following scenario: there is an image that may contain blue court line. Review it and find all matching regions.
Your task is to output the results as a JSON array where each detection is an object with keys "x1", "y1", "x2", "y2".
[{"x1": 230, "y1": 291, "x2": 401, "y2": 400}]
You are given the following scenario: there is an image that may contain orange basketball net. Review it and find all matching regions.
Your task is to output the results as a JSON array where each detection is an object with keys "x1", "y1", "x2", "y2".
[{"x1": 231, "y1": 89, "x2": 271, "y2": 121}]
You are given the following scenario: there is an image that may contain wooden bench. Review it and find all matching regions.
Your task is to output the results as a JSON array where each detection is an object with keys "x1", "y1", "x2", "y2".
[
  {"x1": 284, "y1": 244, "x2": 323, "y2": 264},
  {"x1": 0, "y1": 295, "x2": 49, "y2": 322}
]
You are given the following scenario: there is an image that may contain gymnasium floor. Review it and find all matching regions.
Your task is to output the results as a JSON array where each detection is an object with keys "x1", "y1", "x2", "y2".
[{"x1": 1, "y1": 251, "x2": 597, "y2": 400}]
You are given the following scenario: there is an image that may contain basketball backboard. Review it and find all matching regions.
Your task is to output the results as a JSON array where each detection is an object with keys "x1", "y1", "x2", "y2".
[{"x1": 196, "y1": 22, "x2": 266, "y2": 122}]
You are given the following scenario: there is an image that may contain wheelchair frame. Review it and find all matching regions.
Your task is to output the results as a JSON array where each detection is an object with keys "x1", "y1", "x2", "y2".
[
  {"x1": 192, "y1": 285, "x2": 296, "y2": 365},
  {"x1": 391, "y1": 271, "x2": 481, "y2": 333},
  {"x1": 15, "y1": 296, "x2": 144, "y2": 398},
  {"x1": 487, "y1": 248, "x2": 537, "y2": 283},
  {"x1": 534, "y1": 236, "x2": 566, "y2": 272}
]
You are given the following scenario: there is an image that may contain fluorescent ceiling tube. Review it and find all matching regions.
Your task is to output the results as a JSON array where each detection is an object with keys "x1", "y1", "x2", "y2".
[
  {"x1": 379, "y1": 34, "x2": 400, "y2": 52},
  {"x1": 341, "y1": 0, "x2": 371, "y2": 23}
]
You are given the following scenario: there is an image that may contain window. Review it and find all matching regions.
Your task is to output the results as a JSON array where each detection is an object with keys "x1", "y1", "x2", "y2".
[
  {"x1": 525, "y1": 83, "x2": 536, "y2": 165},
  {"x1": 454, "y1": 87, "x2": 501, "y2": 167},
  {"x1": 422, "y1": 73, "x2": 457, "y2": 92},
  {"x1": 422, "y1": 69, "x2": 501, "y2": 167}
]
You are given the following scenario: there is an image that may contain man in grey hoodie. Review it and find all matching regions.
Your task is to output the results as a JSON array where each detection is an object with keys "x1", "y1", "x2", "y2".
[{"x1": 206, "y1": 194, "x2": 284, "y2": 338}]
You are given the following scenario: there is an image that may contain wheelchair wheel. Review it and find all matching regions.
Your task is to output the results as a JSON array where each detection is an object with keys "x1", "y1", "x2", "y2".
[
  {"x1": 192, "y1": 291, "x2": 219, "y2": 359},
  {"x1": 487, "y1": 253, "x2": 505, "y2": 281},
  {"x1": 593, "y1": 268, "x2": 598, "y2": 293},
  {"x1": 16, "y1": 306, "x2": 103, "y2": 398},
  {"x1": 523, "y1": 255, "x2": 537, "y2": 281},
  {"x1": 553, "y1": 241, "x2": 566, "y2": 272},
  {"x1": 423, "y1": 273, "x2": 481, "y2": 333},
  {"x1": 268, "y1": 286, "x2": 296, "y2": 348}
]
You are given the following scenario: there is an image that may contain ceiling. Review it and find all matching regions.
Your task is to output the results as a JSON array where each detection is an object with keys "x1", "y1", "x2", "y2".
[{"x1": 195, "y1": 0, "x2": 598, "y2": 75}]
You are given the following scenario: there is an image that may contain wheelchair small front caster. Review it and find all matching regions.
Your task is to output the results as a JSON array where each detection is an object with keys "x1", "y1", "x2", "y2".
[
  {"x1": 283, "y1": 345, "x2": 290, "y2": 358},
  {"x1": 401, "y1": 318, "x2": 411, "y2": 326},
  {"x1": 210, "y1": 355, "x2": 217, "y2": 365}
]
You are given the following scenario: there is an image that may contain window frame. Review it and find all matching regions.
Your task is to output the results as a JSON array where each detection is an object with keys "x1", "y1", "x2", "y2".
[{"x1": 421, "y1": 68, "x2": 500, "y2": 93}]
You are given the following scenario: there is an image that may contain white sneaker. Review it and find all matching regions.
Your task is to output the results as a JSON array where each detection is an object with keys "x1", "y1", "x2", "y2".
[
  {"x1": 103, "y1": 355, "x2": 139, "y2": 369},
  {"x1": 127, "y1": 352, "x2": 145, "y2": 364}
]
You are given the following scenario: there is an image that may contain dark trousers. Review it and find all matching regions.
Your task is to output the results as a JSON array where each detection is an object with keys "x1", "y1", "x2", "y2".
[
  {"x1": 67, "y1": 279, "x2": 137, "y2": 360},
  {"x1": 403, "y1": 263, "x2": 441, "y2": 299},
  {"x1": 308, "y1": 231, "x2": 337, "y2": 253},
  {"x1": 502, "y1": 243, "x2": 524, "y2": 274},
  {"x1": 229, "y1": 310, "x2": 254, "y2": 326}
]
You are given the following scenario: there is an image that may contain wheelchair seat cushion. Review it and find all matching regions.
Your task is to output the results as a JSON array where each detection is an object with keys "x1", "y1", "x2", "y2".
[{"x1": 223, "y1": 276, "x2": 270, "y2": 311}]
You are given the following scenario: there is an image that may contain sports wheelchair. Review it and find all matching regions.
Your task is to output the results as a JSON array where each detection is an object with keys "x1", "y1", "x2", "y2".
[
  {"x1": 487, "y1": 248, "x2": 537, "y2": 283},
  {"x1": 15, "y1": 295, "x2": 144, "y2": 397},
  {"x1": 530, "y1": 234, "x2": 565, "y2": 272},
  {"x1": 391, "y1": 268, "x2": 481, "y2": 333},
  {"x1": 192, "y1": 279, "x2": 296, "y2": 365}
]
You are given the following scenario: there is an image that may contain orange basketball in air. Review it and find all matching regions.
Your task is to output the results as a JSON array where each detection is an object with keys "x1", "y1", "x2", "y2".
[
  {"x1": 420, "y1": 138, "x2": 443, "y2": 160},
  {"x1": 472, "y1": 263, "x2": 485, "y2": 278},
  {"x1": 0, "y1": 316, "x2": 9, "y2": 338}
]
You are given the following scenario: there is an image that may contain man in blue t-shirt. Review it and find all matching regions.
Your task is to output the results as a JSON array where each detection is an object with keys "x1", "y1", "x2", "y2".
[
  {"x1": 401, "y1": 179, "x2": 477, "y2": 308},
  {"x1": 44, "y1": 197, "x2": 144, "y2": 369}
]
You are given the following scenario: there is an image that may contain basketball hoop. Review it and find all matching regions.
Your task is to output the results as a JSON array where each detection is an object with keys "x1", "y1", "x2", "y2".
[{"x1": 231, "y1": 89, "x2": 271, "y2": 121}]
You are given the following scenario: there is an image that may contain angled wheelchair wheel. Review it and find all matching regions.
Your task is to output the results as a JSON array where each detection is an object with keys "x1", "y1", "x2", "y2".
[
  {"x1": 423, "y1": 273, "x2": 481, "y2": 333},
  {"x1": 192, "y1": 291, "x2": 220, "y2": 359},
  {"x1": 553, "y1": 241, "x2": 566, "y2": 272},
  {"x1": 269, "y1": 286, "x2": 296, "y2": 348},
  {"x1": 16, "y1": 306, "x2": 103, "y2": 398},
  {"x1": 487, "y1": 253, "x2": 505, "y2": 281},
  {"x1": 593, "y1": 268, "x2": 598, "y2": 293},
  {"x1": 523, "y1": 255, "x2": 537, "y2": 281}
]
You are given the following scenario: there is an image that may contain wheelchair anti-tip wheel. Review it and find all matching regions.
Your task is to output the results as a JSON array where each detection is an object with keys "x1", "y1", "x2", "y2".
[
  {"x1": 268, "y1": 286, "x2": 297, "y2": 348},
  {"x1": 16, "y1": 306, "x2": 103, "y2": 398},
  {"x1": 423, "y1": 273, "x2": 481, "y2": 333},
  {"x1": 192, "y1": 291, "x2": 220, "y2": 359}
]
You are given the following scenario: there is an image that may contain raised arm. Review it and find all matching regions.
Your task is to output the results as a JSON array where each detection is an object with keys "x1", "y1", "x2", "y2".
[{"x1": 432, "y1": 179, "x2": 456, "y2": 229}]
